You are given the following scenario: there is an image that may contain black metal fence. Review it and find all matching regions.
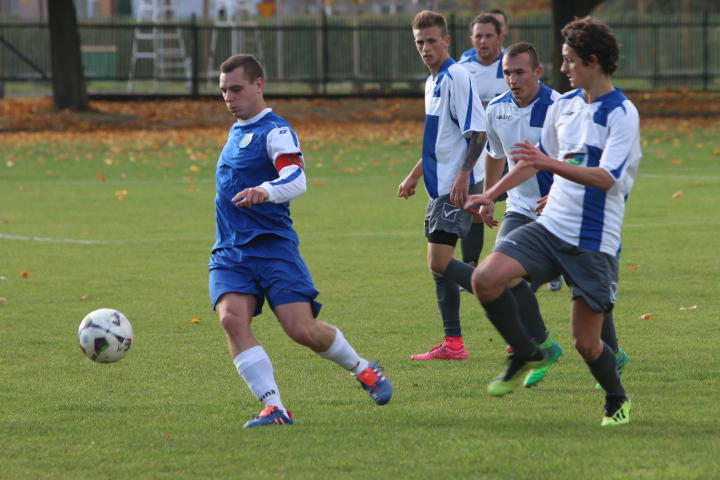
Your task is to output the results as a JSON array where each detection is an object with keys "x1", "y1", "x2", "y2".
[{"x1": 1, "y1": 11, "x2": 719, "y2": 97}]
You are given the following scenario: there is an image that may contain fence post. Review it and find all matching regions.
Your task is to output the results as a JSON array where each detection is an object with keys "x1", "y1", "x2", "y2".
[
  {"x1": 322, "y1": 10, "x2": 329, "y2": 95},
  {"x1": 702, "y1": 11, "x2": 709, "y2": 91},
  {"x1": 191, "y1": 14, "x2": 199, "y2": 97},
  {"x1": 449, "y1": 12, "x2": 457, "y2": 61}
]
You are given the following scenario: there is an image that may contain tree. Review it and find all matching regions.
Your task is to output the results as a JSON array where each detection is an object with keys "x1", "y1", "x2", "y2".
[
  {"x1": 48, "y1": 0, "x2": 88, "y2": 110},
  {"x1": 551, "y1": 0, "x2": 605, "y2": 93}
]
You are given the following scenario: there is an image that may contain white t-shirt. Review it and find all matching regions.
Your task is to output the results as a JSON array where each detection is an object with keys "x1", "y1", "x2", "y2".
[
  {"x1": 422, "y1": 57, "x2": 486, "y2": 199},
  {"x1": 485, "y1": 83, "x2": 561, "y2": 219},
  {"x1": 459, "y1": 51, "x2": 509, "y2": 109},
  {"x1": 537, "y1": 88, "x2": 642, "y2": 257}
]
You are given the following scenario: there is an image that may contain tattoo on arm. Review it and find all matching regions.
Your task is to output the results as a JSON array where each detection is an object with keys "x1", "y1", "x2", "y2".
[{"x1": 460, "y1": 131, "x2": 488, "y2": 172}]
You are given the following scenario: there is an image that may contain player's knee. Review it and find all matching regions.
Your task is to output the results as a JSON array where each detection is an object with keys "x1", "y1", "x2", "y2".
[
  {"x1": 285, "y1": 322, "x2": 316, "y2": 348},
  {"x1": 427, "y1": 257, "x2": 446, "y2": 276},
  {"x1": 573, "y1": 338, "x2": 597, "y2": 361},
  {"x1": 471, "y1": 266, "x2": 500, "y2": 301}
]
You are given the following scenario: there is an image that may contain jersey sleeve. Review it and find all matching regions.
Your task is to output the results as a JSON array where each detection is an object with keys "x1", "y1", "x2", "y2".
[
  {"x1": 451, "y1": 68, "x2": 486, "y2": 137},
  {"x1": 260, "y1": 126, "x2": 307, "y2": 203},
  {"x1": 599, "y1": 104, "x2": 640, "y2": 181}
]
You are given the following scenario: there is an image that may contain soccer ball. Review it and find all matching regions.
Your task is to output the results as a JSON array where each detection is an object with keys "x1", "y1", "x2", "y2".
[{"x1": 78, "y1": 309, "x2": 134, "y2": 363}]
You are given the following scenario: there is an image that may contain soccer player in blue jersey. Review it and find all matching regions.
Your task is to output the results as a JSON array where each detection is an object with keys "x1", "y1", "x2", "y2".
[
  {"x1": 465, "y1": 18, "x2": 639, "y2": 426},
  {"x1": 457, "y1": 13, "x2": 509, "y2": 277},
  {"x1": 209, "y1": 54, "x2": 392, "y2": 429},
  {"x1": 398, "y1": 10, "x2": 487, "y2": 360}
]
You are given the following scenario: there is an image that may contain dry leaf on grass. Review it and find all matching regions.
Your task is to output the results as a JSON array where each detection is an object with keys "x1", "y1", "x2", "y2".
[{"x1": 638, "y1": 314, "x2": 653, "y2": 320}]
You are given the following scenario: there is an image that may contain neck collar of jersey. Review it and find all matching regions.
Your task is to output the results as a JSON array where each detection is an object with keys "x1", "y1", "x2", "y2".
[{"x1": 236, "y1": 108, "x2": 272, "y2": 125}]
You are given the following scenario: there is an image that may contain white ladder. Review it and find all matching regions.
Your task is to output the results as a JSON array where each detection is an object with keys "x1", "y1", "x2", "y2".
[
  {"x1": 206, "y1": 0, "x2": 258, "y2": 84},
  {"x1": 128, "y1": 0, "x2": 192, "y2": 91}
]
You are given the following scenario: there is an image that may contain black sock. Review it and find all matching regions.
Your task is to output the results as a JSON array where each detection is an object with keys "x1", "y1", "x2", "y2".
[
  {"x1": 509, "y1": 281, "x2": 548, "y2": 344},
  {"x1": 480, "y1": 287, "x2": 534, "y2": 357},
  {"x1": 444, "y1": 258, "x2": 474, "y2": 292},
  {"x1": 461, "y1": 222, "x2": 484, "y2": 265},
  {"x1": 601, "y1": 311, "x2": 619, "y2": 353},
  {"x1": 434, "y1": 273, "x2": 462, "y2": 337},
  {"x1": 586, "y1": 342, "x2": 626, "y2": 397}
]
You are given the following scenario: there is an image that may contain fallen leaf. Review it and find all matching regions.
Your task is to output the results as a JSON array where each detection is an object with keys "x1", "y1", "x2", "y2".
[
  {"x1": 670, "y1": 159, "x2": 682, "y2": 164},
  {"x1": 638, "y1": 313, "x2": 653, "y2": 320},
  {"x1": 2, "y1": 219, "x2": 8, "y2": 223},
  {"x1": 628, "y1": 265, "x2": 640, "y2": 270},
  {"x1": 20, "y1": 270, "x2": 31, "y2": 278},
  {"x1": 117, "y1": 195, "x2": 125, "y2": 201},
  {"x1": 80, "y1": 294, "x2": 88, "y2": 301},
  {"x1": 679, "y1": 305, "x2": 697, "y2": 310},
  {"x1": 166, "y1": 434, "x2": 173, "y2": 441},
  {"x1": 672, "y1": 190, "x2": 683, "y2": 199},
  {"x1": 0, "y1": 298, "x2": 6, "y2": 305},
  {"x1": 314, "y1": 179, "x2": 323, "y2": 185},
  {"x1": 190, "y1": 318, "x2": 202, "y2": 323},
  {"x1": 344, "y1": 167, "x2": 356, "y2": 174},
  {"x1": 97, "y1": 172, "x2": 106, "y2": 183},
  {"x1": 412, "y1": 383, "x2": 419, "y2": 387}
]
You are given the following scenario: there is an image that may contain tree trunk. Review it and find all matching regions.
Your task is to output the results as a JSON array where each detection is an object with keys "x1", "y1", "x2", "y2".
[
  {"x1": 48, "y1": 0, "x2": 89, "y2": 110},
  {"x1": 551, "y1": 0, "x2": 605, "y2": 93}
]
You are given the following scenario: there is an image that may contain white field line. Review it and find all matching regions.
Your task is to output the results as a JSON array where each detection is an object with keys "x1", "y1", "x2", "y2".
[{"x1": 0, "y1": 233, "x2": 213, "y2": 244}]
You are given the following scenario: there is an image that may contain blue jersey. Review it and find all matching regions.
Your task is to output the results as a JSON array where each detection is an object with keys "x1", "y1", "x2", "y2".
[
  {"x1": 213, "y1": 109, "x2": 303, "y2": 252},
  {"x1": 422, "y1": 57, "x2": 486, "y2": 199},
  {"x1": 537, "y1": 88, "x2": 642, "y2": 257}
]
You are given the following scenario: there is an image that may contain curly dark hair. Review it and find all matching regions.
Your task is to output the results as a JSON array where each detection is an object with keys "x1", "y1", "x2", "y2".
[{"x1": 561, "y1": 17, "x2": 619, "y2": 76}]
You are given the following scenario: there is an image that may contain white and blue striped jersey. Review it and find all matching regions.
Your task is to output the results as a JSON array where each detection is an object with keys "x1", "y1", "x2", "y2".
[
  {"x1": 485, "y1": 83, "x2": 561, "y2": 219},
  {"x1": 459, "y1": 51, "x2": 509, "y2": 109},
  {"x1": 537, "y1": 88, "x2": 642, "y2": 258},
  {"x1": 458, "y1": 46, "x2": 506, "y2": 64},
  {"x1": 214, "y1": 108, "x2": 306, "y2": 251},
  {"x1": 422, "y1": 57, "x2": 486, "y2": 199}
]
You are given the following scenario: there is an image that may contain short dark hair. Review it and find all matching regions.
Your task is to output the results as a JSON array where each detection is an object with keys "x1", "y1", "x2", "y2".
[
  {"x1": 486, "y1": 8, "x2": 508, "y2": 28},
  {"x1": 412, "y1": 10, "x2": 448, "y2": 38},
  {"x1": 469, "y1": 13, "x2": 502, "y2": 37},
  {"x1": 220, "y1": 54, "x2": 265, "y2": 83},
  {"x1": 561, "y1": 17, "x2": 619, "y2": 76},
  {"x1": 505, "y1": 42, "x2": 541, "y2": 70}
]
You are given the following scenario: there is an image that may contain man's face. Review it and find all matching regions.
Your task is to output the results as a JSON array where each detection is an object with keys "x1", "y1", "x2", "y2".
[
  {"x1": 219, "y1": 67, "x2": 264, "y2": 120},
  {"x1": 503, "y1": 52, "x2": 542, "y2": 107},
  {"x1": 560, "y1": 44, "x2": 592, "y2": 90},
  {"x1": 414, "y1": 26, "x2": 450, "y2": 74},
  {"x1": 492, "y1": 13, "x2": 508, "y2": 37},
  {"x1": 471, "y1": 22, "x2": 503, "y2": 66}
]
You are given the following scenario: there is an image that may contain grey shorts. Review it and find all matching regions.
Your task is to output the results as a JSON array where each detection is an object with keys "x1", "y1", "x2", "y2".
[
  {"x1": 492, "y1": 222, "x2": 619, "y2": 313},
  {"x1": 424, "y1": 182, "x2": 483, "y2": 239},
  {"x1": 495, "y1": 211, "x2": 534, "y2": 244}
]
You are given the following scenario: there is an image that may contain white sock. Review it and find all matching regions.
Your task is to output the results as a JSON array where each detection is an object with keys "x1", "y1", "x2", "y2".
[
  {"x1": 233, "y1": 346, "x2": 286, "y2": 413},
  {"x1": 316, "y1": 328, "x2": 369, "y2": 376}
]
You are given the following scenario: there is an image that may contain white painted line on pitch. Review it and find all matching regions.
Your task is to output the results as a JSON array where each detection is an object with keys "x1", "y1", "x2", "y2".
[{"x1": 0, "y1": 233, "x2": 212, "y2": 244}]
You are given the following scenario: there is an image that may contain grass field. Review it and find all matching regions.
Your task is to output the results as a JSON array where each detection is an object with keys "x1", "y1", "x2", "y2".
[{"x1": 1, "y1": 106, "x2": 719, "y2": 479}]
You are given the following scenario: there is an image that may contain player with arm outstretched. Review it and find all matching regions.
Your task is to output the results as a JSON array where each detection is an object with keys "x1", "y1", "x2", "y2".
[
  {"x1": 465, "y1": 18, "x2": 640, "y2": 426},
  {"x1": 210, "y1": 55, "x2": 392, "y2": 429}
]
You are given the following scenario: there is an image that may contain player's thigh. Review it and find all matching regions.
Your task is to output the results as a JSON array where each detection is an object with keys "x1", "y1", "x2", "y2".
[
  {"x1": 472, "y1": 251, "x2": 528, "y2": 293},
  {"x1": 570, "y1": 296, "x2": 605, "y2": 360},
  {"x1": 495, "y1": 211, "x2": 533, "y2": 244}
]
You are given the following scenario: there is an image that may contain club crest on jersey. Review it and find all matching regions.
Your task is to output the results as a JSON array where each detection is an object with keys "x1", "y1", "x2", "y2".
[
  {"x1": 238, "y1": 133, "x2": 254, "y2": 148},
  {"x1": 564, "y1": 152, "x2": 584, "y2": 165}
]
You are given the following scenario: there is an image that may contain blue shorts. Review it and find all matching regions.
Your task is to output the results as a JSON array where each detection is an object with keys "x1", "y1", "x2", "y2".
[{"x1": 208, "y1": 235, "x2": 322, "y2": 318}]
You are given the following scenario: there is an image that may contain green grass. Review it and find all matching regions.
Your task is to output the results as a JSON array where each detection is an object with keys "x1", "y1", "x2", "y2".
[{"x1": 1, "y1": 119, "x2": 719, "y2": 479}]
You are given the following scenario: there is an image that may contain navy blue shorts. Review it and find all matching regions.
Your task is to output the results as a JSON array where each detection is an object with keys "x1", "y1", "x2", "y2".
[{"x1": 209, "y1": 236, "x2": 322, "y2": 318}]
